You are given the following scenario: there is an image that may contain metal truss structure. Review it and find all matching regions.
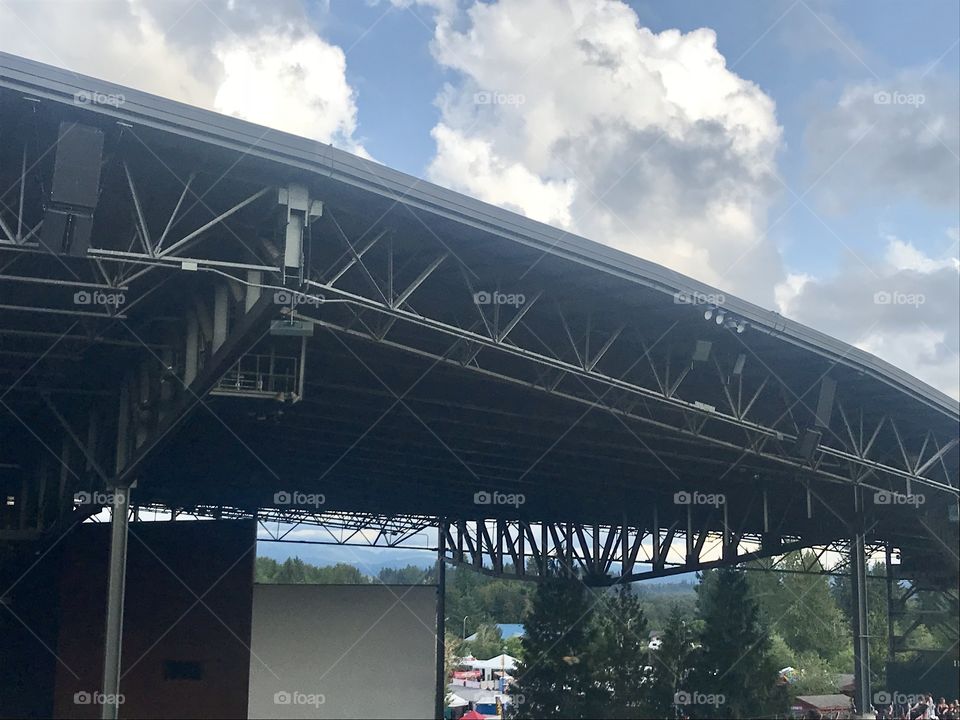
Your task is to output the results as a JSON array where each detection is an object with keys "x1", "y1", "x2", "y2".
[
  {"x1": 1, "y1": 52, "x2": 957, "y2": 718},
  {"x1": 126, "y1": 503, "x2": 888, "y2": 585},
  {"x1": 293, "y1": 231, "x2": 957, "y2": 499}
]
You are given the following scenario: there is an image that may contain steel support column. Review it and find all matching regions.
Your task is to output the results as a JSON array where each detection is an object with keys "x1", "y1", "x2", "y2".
[
  {"x1": 851, "y1": 487, "x2": 872, "y2": 717},
  {"x1": 435, "y1": 520, "x2": 447, "y2": 720},
  {"x1": 885, "y1": 544, "x2": 895, "y2": 665},
  {"x1": 101, "y1": 485, "x2": 130, "y2": 720}
]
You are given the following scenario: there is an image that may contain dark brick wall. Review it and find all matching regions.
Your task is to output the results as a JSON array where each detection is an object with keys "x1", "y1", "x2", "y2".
[{"x1": 52, "y1": 519, "x2": 255, "y2": 719}]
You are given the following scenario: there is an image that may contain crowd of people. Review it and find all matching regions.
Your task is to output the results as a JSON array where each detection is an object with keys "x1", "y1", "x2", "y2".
[{"x1": 875, "y1": 694, "x2": 960, "y2": 719}]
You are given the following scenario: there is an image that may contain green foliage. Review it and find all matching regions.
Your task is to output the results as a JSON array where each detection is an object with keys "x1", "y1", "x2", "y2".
[
  {"x1": 768, "y1": 632, "x2": 794, "y2": 670},
  {"x1": 790, "y1": 652, "x2": 842, "y2": 696},
  {"x1": 511, "y1": 575, "x2": 600, "y2": 718},
  {"x1": 692, "y1": 567, "x2": 787, "y2": 719},
  {"x1": 378, "y1": 564, "x2": 437, "y2": 584},
  {"x1": 589, "y1": 585, "x2": 652, "y2": 718},
  {"x1": 445, "y1": 564, "x2": 532, "y2": 639},
  {"x1": 748, "y1": 552, "x2": 849, "y2": 666},
  {"x1": 503, "y1": 634, "x2": 524, "y2": 662},
  {"x1": 832, "y1": 561, "x2": 889, "y2": 686},
  {"x1": 255, "y1": 556, "x2": 368, "y2": 584},
  {"x1": 255, "y1": 556, "x2": 440, "y2": 586},
  {"x1": 647, "y1": 604, "x2": 695, "y2": 718},
  {"x1": 468, "y1": 623, "x2": 504, "y2": 660}
]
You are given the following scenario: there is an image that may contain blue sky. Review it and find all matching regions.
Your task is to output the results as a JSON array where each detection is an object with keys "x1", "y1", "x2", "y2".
[{"x1": 323, "y1": 0, "x2": 959, "y2": 279}]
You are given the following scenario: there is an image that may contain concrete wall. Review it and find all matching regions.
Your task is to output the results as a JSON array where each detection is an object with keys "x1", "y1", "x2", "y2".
[
  {"x1": 247, "y1": 584, "x2": 437, "y2": 719},
  {"x1": 52, "y1": 519, "x2": 255, "y2": 719}
]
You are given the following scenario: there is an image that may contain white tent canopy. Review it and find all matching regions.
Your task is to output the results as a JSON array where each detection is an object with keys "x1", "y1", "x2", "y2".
[
  {"x1": 463, "y1": 653, "x2": 518, "y2": 672},
  {"x1": 447, "y1": 693, "x2": 469, "y2": 708}
]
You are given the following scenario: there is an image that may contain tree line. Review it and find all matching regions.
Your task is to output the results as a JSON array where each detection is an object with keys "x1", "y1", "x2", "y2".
[
  {"x1": 507, "y1": 566, "x2": 786, "y2": 719},
  {"x1": 504, "y1": 552, "x2": 946, "y2": 718}
]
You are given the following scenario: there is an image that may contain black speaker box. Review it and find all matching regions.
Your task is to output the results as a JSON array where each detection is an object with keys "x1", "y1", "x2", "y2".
[{"x1": 49, "y1": 121, "x2": 104, "y2": 208}]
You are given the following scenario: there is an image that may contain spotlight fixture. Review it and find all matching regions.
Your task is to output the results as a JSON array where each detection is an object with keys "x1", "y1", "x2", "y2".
[
  {"x1": 736, "y1": 321, "x2": 747, "y2": 334},
  {"x1": 703, "y1": 308, "x2": 713, "y2": 321},
  {"x1": 715, "y1": 311, "x2": 725, "y2": 325}
]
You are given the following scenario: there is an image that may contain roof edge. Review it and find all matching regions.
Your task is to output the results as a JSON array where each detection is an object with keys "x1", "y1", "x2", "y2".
[{"x1": 1, "y1": 50, "x2": 956, "y2": 418}]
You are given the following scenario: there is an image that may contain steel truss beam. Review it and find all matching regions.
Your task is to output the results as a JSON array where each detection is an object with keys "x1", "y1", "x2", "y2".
[
  {"x1": 301, "y1": 306, "x2": 956, "y2": 498},
  {"x1": 120, "y1": 503, "x2": 873, "y2": 586},
  {"x1": 256, "y1": 214, "x2": 960, "y2": 498}
]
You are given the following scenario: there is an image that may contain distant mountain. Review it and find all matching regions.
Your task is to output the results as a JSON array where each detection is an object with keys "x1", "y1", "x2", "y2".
[
  {"x1": 257, "y1": 541, "x2": 435, "y2": 575},
  {"x1": 257, "y1": 541, "x2": 698, "y2": 591}
]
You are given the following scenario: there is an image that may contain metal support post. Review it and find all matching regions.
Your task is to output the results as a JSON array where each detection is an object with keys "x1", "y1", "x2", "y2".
[
  {"x1": 851, "y1": 487, "x2": 872, "y2": 717},
  {"x1": 885, "y1": 544, "x2": 896, "y2": 664},
  {"x1": 101, "y1": 484, "x2": 131, "y2": 720},
  {"x1": 435, "y1": 520, "x2": 447, "y2": 720}
]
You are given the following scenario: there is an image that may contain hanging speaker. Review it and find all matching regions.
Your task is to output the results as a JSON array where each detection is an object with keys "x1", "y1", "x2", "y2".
[{"x1": 42, "y1": 121, "x2": 104, "y2": 256}]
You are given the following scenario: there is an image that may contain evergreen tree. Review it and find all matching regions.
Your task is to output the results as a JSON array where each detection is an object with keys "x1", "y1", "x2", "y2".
[
  {"x1": 377, "y1": 564, "x2": 435, "y2": 584},
  {"x1": 504, "y1": 634, "x2": 525, "y2": 662},
  {"x1": 692, "y1": 568, "x2": 786, "y2": 719},
  {"x1": 590, "y1": 584, "x2": 652, "y2": 717},
  {"x1": 255, "y1": 556, "x2": 280, "y2": 583},
  {"x1": 748, "y1": 552, "x2": 848, "y2": 666},
  {"x1": 276, "y1": 556, "x2": 309, "y2": 583},
  {"x1": 511, "y1": 574, "x2": 600, "y2": 718},
  {"x1": 648, "y1": 604, "x2": 695, "y2": 718},
  {"x1": 469, "y1": 623, "x2": 504, "y2": 659}
]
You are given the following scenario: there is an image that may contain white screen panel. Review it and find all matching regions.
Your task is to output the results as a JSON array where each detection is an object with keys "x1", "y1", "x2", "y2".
[{"x1": 248, "y1": 584, "x2": 437, "y2": 719}]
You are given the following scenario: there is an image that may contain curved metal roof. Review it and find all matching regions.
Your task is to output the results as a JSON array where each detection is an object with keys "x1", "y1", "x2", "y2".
[{"x1": 0, "y1": 50, "x2": 957, "y2": 419}]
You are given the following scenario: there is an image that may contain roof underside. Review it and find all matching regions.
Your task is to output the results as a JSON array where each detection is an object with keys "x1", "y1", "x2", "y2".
[{"x1": 0, "y1": 52, "x2": 957, "y2": 550}]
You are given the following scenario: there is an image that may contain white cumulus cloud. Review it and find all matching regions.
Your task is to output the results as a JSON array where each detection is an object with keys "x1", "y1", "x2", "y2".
[
  {"x1": 783, "y1": 236, "x2": 959, "y2": 399},
  {"x1": 420, "y1": 0, "x2": 784, "y2": 305},
  {"x1": 214, "y1": 32, "x2": 366, "y2": 154},
  {"x1": 0, "y1": 0, "x2": 366, "y2": 150},
  {"x1": 805, "y1": 69, "x2": 960, "y2": 212}
]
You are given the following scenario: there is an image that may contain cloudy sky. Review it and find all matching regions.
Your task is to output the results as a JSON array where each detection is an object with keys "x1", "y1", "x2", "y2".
[{"x1": 2, "y1": 0, "x2": 957, "y2": 397}]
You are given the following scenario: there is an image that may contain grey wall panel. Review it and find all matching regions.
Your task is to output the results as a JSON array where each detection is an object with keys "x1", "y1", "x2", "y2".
[{"x1": 248, "y1": 584, "x2": 437, "y2": 719}]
